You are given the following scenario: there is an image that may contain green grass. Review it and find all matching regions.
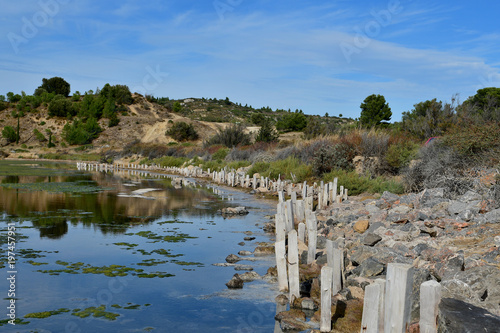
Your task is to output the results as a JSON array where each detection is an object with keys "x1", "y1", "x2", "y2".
[
  {"x1": 323, "y1": 169, "x2": 404, "y2": 195},
  {"x1": 247, "y1": 156, "x2": 312, "y2": 182},
  {"x1": 39, "y1": 153, "x2": 101, "y2": 161}
]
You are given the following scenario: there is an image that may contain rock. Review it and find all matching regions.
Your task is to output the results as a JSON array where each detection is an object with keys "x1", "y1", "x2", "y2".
[
  {"x1": 233, "y1": 265, "x2": 254, "y2": 271},
  {"x1": 389, "y1": 205, "x2": 412, "y2": 215},
  {"x1": 243, "y1": 236, "x2": 255, "y2": 241},
  {"x1": 495, "y1": 236, "x2": 500, "y2": 247},
  {"x1": 301, "y1": 298, "x2": 317, "y2": 311},
  {"x1": 352, "y1": 257, "x2": 384, "y2": 277},
  {"x1": 276, "y1": 294, "x2": 288, "y2": 305},
  {"x1": 220, "y1": 206, "x2": 249, "y2": 215},
  {"x1": 239, "y1": 271, "x2": 260, "y2": 281},
  {"x1": 483, "y1": 208, "x2": 500, "y2": 223},
  {"x1": 448, "y1": 200, "x2": 467, "y2": 215},
  {"x1": 362, "y1": 232, "x2": 382, "y2": 246},
  {"x1": 226, "y1": 274, "x2": 244, "y2": 289},
  {"x1": 438, "y1": 298, "x2": 500, "y2": 333},
  {"x1": 459, "y1": 190, "x2": 482, "y2": 202},
  {"x1": 253, "y1": 245, "x2": 274, "y2": 256},
  {"x1": 316, "y1": 236, "x2": 328, "y2": 249},
  {"x1": 238, "y1": 250, "x2": 252, "y2": 256},
  {"x1": 353, "y1": 219, "x2": 369, "y2": 233},
  {"x1": 225, "y1": 254, "x2": 241, "y2": 263},
  {"x1": 275, "y1": 309, "x2": 310, "y2": 332},
  {"x1": 381, "y1": 191, "x2": 400, "y2": 204}
]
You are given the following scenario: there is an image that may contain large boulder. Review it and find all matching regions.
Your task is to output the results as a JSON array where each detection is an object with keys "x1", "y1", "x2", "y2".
[{"x1": 438, "y1": 298, "x2": 500, "y2": 333}]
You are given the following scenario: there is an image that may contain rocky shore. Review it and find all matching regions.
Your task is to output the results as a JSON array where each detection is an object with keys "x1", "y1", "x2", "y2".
[{"x1": 270, "y1": 187, "x2": 500, "y2": 332}]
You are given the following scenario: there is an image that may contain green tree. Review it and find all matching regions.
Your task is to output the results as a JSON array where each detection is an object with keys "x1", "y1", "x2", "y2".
[
  {"x1": 172, "y1": 101, "x2": 182, "y2": 113},
  {"x1": 255, "y1": 120, "x2": 279, "y2": 143},
  {"x1": 359, "y1": 94, "x2": 392, "y2": 127},
  {"x1": 62, "y1": 118, "x2": 101, "y2": 145},
  {"x1": 2, "y1": 126, "x2": 17, "y2": 143},
  {"x1": 6, "y1": 92, "x2": 22, "y2": 103},
  {"x1": 48, "y1": 98, "x2": 75, "y2": 117},
  {"x1": 100, "y1": 84, "x2": 133, "y2": 105},
  {"x1": 251, "y1": 113, "x2": 266, "y2": 126},
  {"x1": 402, "y1": 98, "x2": 456, "y2": 139},
  {"x1": 275, "y1": 112, "x2": 308, "y2": 132},
  {"x1": 37, "y1": 77, "x2": 71, "y2": 97},
  {"x1": 166, "y1": 122, "x2": 199, "y2": 141}
]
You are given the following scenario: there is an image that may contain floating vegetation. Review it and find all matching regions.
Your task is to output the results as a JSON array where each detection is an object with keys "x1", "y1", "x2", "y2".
[
  {"x1": 0, "y1": 181, "x2": 107, "y2": 194},
  {"x1": 71, "y1": 305, "x2": 120, "y2": 321},
  {"x1": 18, "y1": 249, "x2": 46, "y2": 259},
  {"x1": 136, "y1": 259, "x2": 168, "y2": 266},
  {"x1": 113, "y1": 242, "x2": 138, "y2": 248},
  {"x1": 37, "y1": 261, "x2": 174, "y2": 278},
  {"x1": 26, "y1": 260, "x2": 49, "y2": 266},
  {"x1": 129, "y1": 230, "x2": 197, "y2": 243},
  {"x1": 157, "y1": 219, "x2": 193, "y2": 225},
  {"x1": 0, "y1": 318, "x2": 30, "y2": 326},
  {"x1": 123, "y1": 304, "x2": 141, "y2": 310},
  {"x1": 170, "y1": 260, "x2": 204, "y2": 267},
  {"x1": 24, "y1": 308, "x2": 70, "y2": 319}
]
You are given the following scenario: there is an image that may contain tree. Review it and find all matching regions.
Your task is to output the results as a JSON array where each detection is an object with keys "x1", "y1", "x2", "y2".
[
  {"x1": 251, "y1": 113, "x2": 266, "y2": 126},
  {"x1": 402, "y1": 98, "x2": 457, "y2": 139},
  {"x1": 48, "y1": 98, "x2": 75, "y2": 117},
  {"x1": 166, "y1": 122, "x2": 199, "y2": 142},
  {"x1": 359, "y1": 94, "x2": 392, "y2": 126},
  {"x1": 255, "y1": 120, "x2": 279, "y2": 143},
  {"x1": 2, "y1": 126, "x2": 17, "y2": 143},
  {"x1": 37, "y1": 77, "x2": 71, "y2": 97},
  {"x1": 275, "y1": 112, "x2": 308, "y2": 132}
]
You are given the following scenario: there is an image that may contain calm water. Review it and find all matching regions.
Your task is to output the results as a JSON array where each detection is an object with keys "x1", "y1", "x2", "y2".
[{"x1": 0, "y1": 161, "x2": 280, "y2": 332}]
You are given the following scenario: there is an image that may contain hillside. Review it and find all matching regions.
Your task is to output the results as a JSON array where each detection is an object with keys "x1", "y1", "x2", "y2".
[{"x1": 0, "y1": 93, "x2": 349, "y2": 160}]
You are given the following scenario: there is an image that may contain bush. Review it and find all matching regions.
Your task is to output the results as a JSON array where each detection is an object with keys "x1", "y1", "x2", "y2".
[
  {"x1": 402, "y1": 143, "x2": 471, "y2": 196},
  {"x1": 312, "y1": 142, "x2": 355, "y2": 176},
  {"x1": 323, "y1": 169, "x2": 404, "y2": 195},
  {"x1": 0, "y1": 101, "x2": 7, "y2": 111},
  {"x1": 166, "y1": 122, "x2": 199, "y2": 142},
  {"x1": 385, "y1": 140, "x2": 419, "y2": 170},
  {"x1": 276, "y1": 112, "x2": 308, "y2": 132},
  {"x1": 33, "y1": 128, "x2": 47, "y2": 142},
  {"x1": 62, "y1": 118, "x2": 101, "y2": 145},
  {"x1": 255, "y1": 121, "x2": 279, "y2": 143},
  {"x1": 2, "y1": 126, "x2": 17, "y2": 143},
  {"x1": 37, "y1": 77, "x2": 70, "y2": 97},
  {"x1": 48, "y1": 98, "x2": 75, "y2": 117},
  {"x1": 212, "y1": 147, "x2": 229, "y2": 160},
  {"x1": 204, "y1": 124, "x2": 251, "y2": 148}
]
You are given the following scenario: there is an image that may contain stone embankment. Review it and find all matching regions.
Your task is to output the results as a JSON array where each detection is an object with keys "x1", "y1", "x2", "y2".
[{"x1": 272, "y1": 187, "x2": 500, "y2": 332}]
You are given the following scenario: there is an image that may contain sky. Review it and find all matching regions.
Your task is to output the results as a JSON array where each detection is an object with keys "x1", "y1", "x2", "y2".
[{"x1": 1, "y1": 0, "x2": 500, "y2": 122}]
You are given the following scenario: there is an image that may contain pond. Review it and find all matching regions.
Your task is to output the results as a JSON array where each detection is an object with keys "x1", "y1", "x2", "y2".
[{"x1": 0, "y1": 160, "x2": 281, "y2": 332}]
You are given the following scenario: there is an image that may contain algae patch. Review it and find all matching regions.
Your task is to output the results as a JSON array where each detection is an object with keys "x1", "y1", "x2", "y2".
[
  {"x1": 25, "y1": 308, "x2": 70, "y2": 319},
  {"x1": 71, "y1": 305, "x2": 120, "y2": 321}
]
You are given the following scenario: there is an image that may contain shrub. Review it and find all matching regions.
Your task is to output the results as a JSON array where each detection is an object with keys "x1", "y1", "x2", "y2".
[
  {"x1": 385, "y1": 140, "x2": 419, "y2": 170},
  {"x1": 33, "y1": 128, "x2": 47, "y2": 142},
  {"x1": 255, "y1": 121, "x2": 279, "y2": 143},
  {"x1": 323, "y1": 169, "x2": 404, "y2": 195},
  {"x1": 0, "y1": 101, "x2": 7, "y2": 111},
  {"x1": 402, "y1": 143, "x2": 471, "y2": 196},
  {"x1": 48, "y1": 98, "x2": 75, "y2": 117},
  {"x1": 359, "y1": 130, "x2": 390, "y2": 157},
  {"x1": 312, "y1": 142, "x2": 355, "y2": 176},
  {"x1": 2, "y1": 126, "x2": 17, "y2": 143},
  {"x1": 62, "y1": 118, "x2": 101, "y2": 145},
  {"x1": 166, "y1": 122, "x2": 199, "y2": 141},
  {"x1": 276, "y1": 112, "x2": 308, "y2": 132},
  {"x1": 204, "y1": 124, "x2": 251, "y2": 148},
  {"x1": 37, "y1": 77, "x2": 70, "y2": 97},
  {"x1": 212, "y1": 147, "x2": 229, "y2": 160}
]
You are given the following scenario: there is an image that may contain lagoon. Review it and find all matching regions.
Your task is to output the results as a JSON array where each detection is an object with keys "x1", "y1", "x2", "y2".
[{"x1": 0, "y1": 160, "x2": 279, "y2": 332}]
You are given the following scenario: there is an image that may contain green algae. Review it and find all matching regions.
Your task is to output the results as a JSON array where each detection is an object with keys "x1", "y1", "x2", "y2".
[
  {"x1": 24, "y1": 308, "x2": 70, "y2": 319},
  {"x1": 170, "y1": 260, "x2": 204, "y2": 267},
  {"x1": 113, "y1": 242, "x2": 138, "y2": 248},
  {"x1": 136, "y1": 259, "x2": 168, "y2": 266},
  {"x1": 26, "y1": 260, "x2": 49, "y2": 266},
  {"x1": 0, "y1": 181, "x2": 106, "y2": 194},
  {"x1": 71, "y1": 305, "x2": 120, "y2": 321},
  {"x1": 131, "y1": 230, "x2": 197, "y2": 243},
  {"x1": 0, "y1": 318, "x2": 30, "y2": 326}
]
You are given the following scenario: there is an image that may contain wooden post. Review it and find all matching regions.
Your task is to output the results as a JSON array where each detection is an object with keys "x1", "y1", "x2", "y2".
[
  {"x1": 286, "y1": 199, "x2": 295, "y2": 231},
  {"x1": 384, "y1": 263, "x2": 414, "y2": 333},
  {"x1": 360, "y1": 279, "x2": 386, "y2": 333},
  {"x1": 288, "y1": 230, "x2": 300, "y2": 303},
  {"x1": 298, "y1": 222, "x2": 306, "y2": 243},
  {"x1": 419, "y1": 280, "x2": 441, "y2": 333},
  {"x1": 320, "y1": 266, "x2": 333, "y2": 332},
  {"x1": 275, "y1": 240, "x2": 288, "y2": 292},
  {"x1": 326, "y1": 239, "x2": 343, "y2": 295},
  {"x1": 306, "y1": 211, "x2": 317, "y2": 264}
]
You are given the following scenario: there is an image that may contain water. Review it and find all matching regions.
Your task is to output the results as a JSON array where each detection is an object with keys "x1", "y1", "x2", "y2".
[{"x1": 0, "y1": 161, "x2": 280, "y2": 332}]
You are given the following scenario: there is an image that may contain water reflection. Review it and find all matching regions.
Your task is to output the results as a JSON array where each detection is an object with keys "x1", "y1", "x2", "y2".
[{"x1": 0, "y1": 162, "x2": 227, "y2": 238}]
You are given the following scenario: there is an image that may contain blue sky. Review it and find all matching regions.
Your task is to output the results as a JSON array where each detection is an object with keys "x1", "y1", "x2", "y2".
[{"x1": 1, "y1": 0, "x2": 500, "y2": 121}]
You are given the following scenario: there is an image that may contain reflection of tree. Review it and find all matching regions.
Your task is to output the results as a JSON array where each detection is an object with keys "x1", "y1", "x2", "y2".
[{"x1": 0, "y1": 171, "x2": 226, "y2": 239}]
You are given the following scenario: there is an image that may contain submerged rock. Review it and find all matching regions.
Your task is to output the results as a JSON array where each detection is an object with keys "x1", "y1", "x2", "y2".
[{"x1": 225, "y1": 274, "x2": 244, "y2": 289}]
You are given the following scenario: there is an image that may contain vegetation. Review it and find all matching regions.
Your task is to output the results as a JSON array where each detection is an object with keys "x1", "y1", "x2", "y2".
[
  {"x1": 36, "y1": 77, "x2": 71, "y2": 97},
  {"x1": 360, "y1": 94, "x2": 392, "y2": 127},
  {"x1": 204, "y1": 124, "x2": 251, "y2": 148},
  {"x1": 166, "y1": 122, "x2": 199, "y2": 141},
  {"x1": 2, "y1": 126, "x2": 17, "y2": 143}
]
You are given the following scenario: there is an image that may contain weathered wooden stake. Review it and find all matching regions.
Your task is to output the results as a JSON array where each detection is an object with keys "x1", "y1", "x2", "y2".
[
  {"x1": 360, "y1": 279, "x2": 386, "y2": 333},
  {"x1": 275, "y1": 239, "x2": 288, "y2": 292},
  {"x1": 320, "y1": 266, "x2": 333, "y2": 332},
  {"x1": 298, "y1": 222, "x2": 306, "y2": 243},
  {"x1": 306, "y1": 211, "x2": 317, "y2": 264},
  {"x1": 288, "y1": 230, "x2": 300, "y2": 303},
  {"x1": 419, "y1": 280, "x2": 441, "y2": 333},
  {"x1": 384, "y1": 263, "x2": 414, "y2": 333}
]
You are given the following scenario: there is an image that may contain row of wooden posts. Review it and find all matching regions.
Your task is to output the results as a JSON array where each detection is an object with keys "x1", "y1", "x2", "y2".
[
  {"x1": 76, "y1": 162, "x2": 348, "y2": 208},
  {"x1": 273, "y1": 195, "x2": 442, "y2": 333}
]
